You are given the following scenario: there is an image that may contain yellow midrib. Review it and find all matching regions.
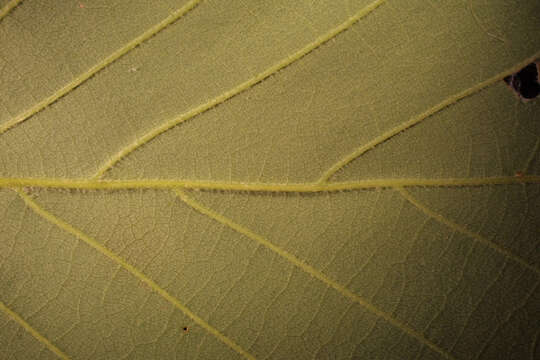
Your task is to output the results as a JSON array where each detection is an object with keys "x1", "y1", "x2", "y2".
[{"x1": 0, "y1": 175, "x2": 538, "y2": 192}]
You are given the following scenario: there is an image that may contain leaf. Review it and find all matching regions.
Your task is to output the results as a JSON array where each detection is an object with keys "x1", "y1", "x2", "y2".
[{"x1": 0, "y1": 0, "x2": 539, "y2": 359}]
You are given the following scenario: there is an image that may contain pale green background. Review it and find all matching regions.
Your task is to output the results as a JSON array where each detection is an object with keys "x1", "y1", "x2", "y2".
[{"x1": 0, "y1": 0, "x2": 539, "y2": 359}]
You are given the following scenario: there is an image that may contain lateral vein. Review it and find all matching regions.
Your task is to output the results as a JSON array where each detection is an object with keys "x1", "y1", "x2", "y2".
[
  {"x1": 395, "y1": 187, "x2": 540, "y2": 276},
  {"x1": 93, "y1": 0, "x2": 388, "y2": 178},
  {"x1": 174, "y1": 188, "x2": 456, "y2": 360},
  {"x1": 0, "y1": 301, "x2": 71, "y2": 360},
  {"x1": 0, "y1": 0, "x2": 22, "y2": 21},
  {"x1": 15, "y1": 189, "x2": 256, "y2": 360},
  {"x1": 0, "y1": 0, "x2": 202, "y2": 135},
  {"x1": 318, "y1": 51, "x2": 540, "y2": 183}
]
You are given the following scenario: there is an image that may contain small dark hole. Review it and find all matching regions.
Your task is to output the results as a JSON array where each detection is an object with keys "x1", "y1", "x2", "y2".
[
  {"x1": 183, "y1": 327, "x2": 188, "y2": 332},
  {"x1": 504, "y1": 62, "x2": 539, "y2": 100}
]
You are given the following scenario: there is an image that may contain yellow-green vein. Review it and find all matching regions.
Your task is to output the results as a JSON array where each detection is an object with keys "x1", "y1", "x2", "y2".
[
  {"x1": 0, "y1": 0, "x2": 22, "y2": 21},
  {"x1": 15, "y1": 189, "x2": 256, "y2": 360},
  {"x1": 468, "y1": 0, "x2": 506, "y2": 43},
  {"x1": 395, "y1": 187, "x2": 539, "y2": 276},
  {"x1": 1, "y1": 175, "x2": 539, "y2": 192},
  {"x1": 173, "y1": 188, "x2": 456, "y2": 360},
  {"x1": 318, "y1": 51, "x2": 540, "y2": 183},
  {"x1": 0, "y1": 0, "x2": 202, "y2": 135},
  {"x1": 0, "y1": 301, "x2": 70, "y2": 360},
  {"x1": 93, "y1": 0, "x2": 388, "y2": 179}
]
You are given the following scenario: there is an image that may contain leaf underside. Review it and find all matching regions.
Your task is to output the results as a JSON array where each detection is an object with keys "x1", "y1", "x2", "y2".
[{"x1": 0, "y1": 1, "x2": 539, "y2": 360}]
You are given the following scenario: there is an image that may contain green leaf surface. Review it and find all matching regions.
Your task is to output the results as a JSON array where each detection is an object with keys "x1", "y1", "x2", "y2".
[{"x1": 1, "y1": 0, "x2": 539, "y2": 359}]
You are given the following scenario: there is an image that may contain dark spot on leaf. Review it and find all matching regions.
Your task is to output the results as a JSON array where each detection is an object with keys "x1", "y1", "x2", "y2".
[
  {"x1": 504, "y1": 62, "x2": 539, "y2": 101},
  {"x1": 183, "y1": 326, "x2": 188, "y2": 332}
]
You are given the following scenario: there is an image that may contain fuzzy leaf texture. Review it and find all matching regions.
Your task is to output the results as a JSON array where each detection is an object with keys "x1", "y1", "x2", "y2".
[{"x1": 0, "y1": 0, "x2": 539, "y2": 359}]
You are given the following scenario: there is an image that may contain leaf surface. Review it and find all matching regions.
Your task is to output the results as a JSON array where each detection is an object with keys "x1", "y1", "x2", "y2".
[{"x1": 0, "y1": 0, "x2": 539, "y2": 359}]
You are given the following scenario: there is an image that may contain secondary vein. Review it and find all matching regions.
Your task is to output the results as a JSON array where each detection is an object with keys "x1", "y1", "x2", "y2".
[
  {"x1": 318, "y1": 51, "x2": 540, "y2": 183},
  {"x1": 0, "y1": 301, "x2": 71, "y2": 360},
  {"x1": 15, "y1": 189, "x2": 256, "y2": 360},
  {"x1": 0, "y1": 0, "x2": 203, "y2": 135},
  {"x1": 0, "y1": 0, "x2": 22, "y2": 22},
  {"x1": 395, "y1": 187, "x2": 540, "y2": 276},
  {"x1": 174, "y1": 188, "x2": 456, "y2": 360},
  {"x1": 92, "y1": 0, "x2": 388, "y2": 178}
]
